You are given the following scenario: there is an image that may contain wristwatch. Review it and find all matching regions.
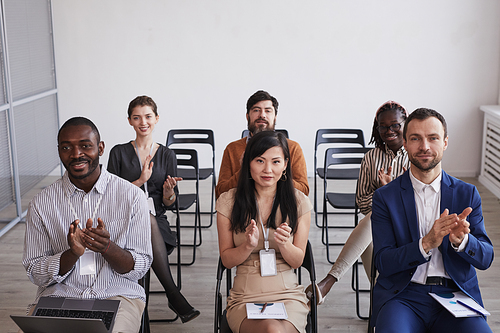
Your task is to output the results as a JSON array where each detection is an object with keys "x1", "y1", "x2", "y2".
[{"x1": 165, "y1": 193, "x2": 175, "y2": 201}]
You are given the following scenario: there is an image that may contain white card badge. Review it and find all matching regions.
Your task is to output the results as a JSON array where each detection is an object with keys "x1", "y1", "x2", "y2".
[
  {"x1": 80, "y1": 249, "x2": 96, "y2": 275},
  {"x1": 147, "y1": 197, "x2": 156, "y2": 216},
  {"x1": 259, "y1": 248, "x2": 277, "y2": 276}
]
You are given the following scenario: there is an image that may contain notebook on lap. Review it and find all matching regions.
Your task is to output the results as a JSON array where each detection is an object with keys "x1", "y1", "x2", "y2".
[{"x1": 11, "y1": 296, "x2": 120, "y2": 333}]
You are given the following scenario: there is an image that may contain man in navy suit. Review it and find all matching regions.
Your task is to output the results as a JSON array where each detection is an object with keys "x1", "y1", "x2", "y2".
[{"x1": 371, "y1": 108, "x2": 493, "y2": 332}]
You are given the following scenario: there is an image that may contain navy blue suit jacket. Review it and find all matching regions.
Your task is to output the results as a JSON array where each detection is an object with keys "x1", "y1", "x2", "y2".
[{"x1": 371, "y1": 170, "x2": 494, "y2": 327}]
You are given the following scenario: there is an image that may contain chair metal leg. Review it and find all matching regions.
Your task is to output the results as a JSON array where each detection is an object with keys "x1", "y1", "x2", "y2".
[
  {"x1": 200, "y1": 173, "x2": 216, "y2": 229},
  {"x1": 352, "y1": 260, "x2": 369, "y2": 320},
  {"x1": 143, "y1": 270, "x2": 179, "y2": 324}
]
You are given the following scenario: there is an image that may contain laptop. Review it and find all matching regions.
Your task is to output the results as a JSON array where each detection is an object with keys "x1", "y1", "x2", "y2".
[{"x1": 11, "y1": 296, "x2": 120, "y2": 333}]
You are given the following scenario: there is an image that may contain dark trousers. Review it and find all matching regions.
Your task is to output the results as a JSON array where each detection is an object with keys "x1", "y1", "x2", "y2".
[{"x1": 376, "y1": 283, "x2": 491, "y2": 333}]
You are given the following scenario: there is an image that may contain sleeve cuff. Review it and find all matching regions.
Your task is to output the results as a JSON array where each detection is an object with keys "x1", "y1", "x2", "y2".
[
  {"x1": 451, "y1": 234, "x2": 469, "y2": 252},
  {"x1": 419, "y1": 238, "x2": 432, "y2": 260}
]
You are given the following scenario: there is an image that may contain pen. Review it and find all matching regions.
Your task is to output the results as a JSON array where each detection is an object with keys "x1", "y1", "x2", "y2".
[
  {"x1": 260, "y1": 302, "x2": 268, "y2": 313},
  {"x1": 456, "y1": 299, "x2": 484, "y2": 316}
]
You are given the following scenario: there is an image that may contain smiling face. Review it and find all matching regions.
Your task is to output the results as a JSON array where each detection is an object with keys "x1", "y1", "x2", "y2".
[
  {"x1": 58, "y1": 124, "x2": 104, "y2": 190},
  {"x1": 249, "y1": 145, "x2": 288, "y2": 191},
  {"x1": 128, "y1": 105, "x2": 159, "y2": 137},
  {"x1": 404, "y1": 116, "x2": 448, "y2": 181},
  {"x1": 246, "y1": 100, "x2": 276, "y2": 135},
  {"x1": 377, "y1": 109, "x2": 405, "y2": 152}
]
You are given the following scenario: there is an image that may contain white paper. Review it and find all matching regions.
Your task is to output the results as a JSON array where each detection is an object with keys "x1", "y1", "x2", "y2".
[
  {"x1": 246, "y1": 302, "x2": 288, "y2": 319},
  {"x1": 429, "y1": 291, "x2": 490, "y2": 317}
]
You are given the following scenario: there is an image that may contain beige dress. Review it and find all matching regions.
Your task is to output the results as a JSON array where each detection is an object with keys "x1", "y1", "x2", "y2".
[{"x1": 216, "y1": 188, "x2": 312, "y2": 333}]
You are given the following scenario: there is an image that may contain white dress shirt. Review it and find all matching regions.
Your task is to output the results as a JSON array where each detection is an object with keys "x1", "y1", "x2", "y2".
[{"x1": 23, "y1": 168, "x2": 153, "y2": 303}]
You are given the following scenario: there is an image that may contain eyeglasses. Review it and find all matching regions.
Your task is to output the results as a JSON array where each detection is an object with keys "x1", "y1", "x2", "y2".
[{"x1": 377, "y1": 122, "x2": 403, "y2": 133}]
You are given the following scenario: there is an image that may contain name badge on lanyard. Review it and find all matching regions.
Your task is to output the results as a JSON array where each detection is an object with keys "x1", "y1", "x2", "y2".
[
  {"x1": 258, "y1": 205, "x2": 277, "y2": 277},
  {"x1": 134, "y1": 141, "x2": 156, "y2": 216},
  {"x1": 68, "y1": 194, "x2": 103, "y2": 276}
]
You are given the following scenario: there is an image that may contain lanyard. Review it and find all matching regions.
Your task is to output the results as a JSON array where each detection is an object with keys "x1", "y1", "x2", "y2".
[
  {"x1": 67, "y1": 193, "x2": 103, "y2": 228},
  {"x1": 134, "y1": 141, "x2": 155, "y2": 197},
  {"x1": 256, "y1": 197, "x2": 275, "y2": 251}
]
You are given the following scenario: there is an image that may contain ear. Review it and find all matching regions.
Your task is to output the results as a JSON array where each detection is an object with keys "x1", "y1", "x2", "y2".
[
  {"x1": 284, "y1": 158, "x2": 288, "y2": 171},
  {"x1": 98, "y1": 141, "x2": 105, "y2": 156},
  {"x1": 246, "y1": 113, "x2": 249, "y2": 122},
  {"x1": 155, "y1": 114, "x2": 159, "y2": 124},
  {"x1": 443, "y1": 136, "x2": 448, "y2": 151},
  {"x1": 127, "y1": 117, "x2": 132, "y2": 126}
]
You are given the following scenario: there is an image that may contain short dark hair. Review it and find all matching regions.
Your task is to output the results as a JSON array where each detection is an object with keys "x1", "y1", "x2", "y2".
[
  {"x1": 230, "y1": 131, "x2": 297, "y2": 233},
  {"x1": 403, "y1": 108, "x2": 447, "y2": 140},
  {"x1": 246, "y1": 90, "x2": 279, "y2": 115},
  {"x1": 58, "y1": 117, "x2": 100, "y2": 143},
  {"x1": 127, "y1": 95, "x2": 158, "y2": 118},
  {"x1": 368, "y1": 101, "x2": 408, "y2": 149}
]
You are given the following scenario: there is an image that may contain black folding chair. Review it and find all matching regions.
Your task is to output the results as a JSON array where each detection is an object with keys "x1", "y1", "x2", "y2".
[
  {"x1": 167, "y1": 129, "x2": 216, "y2": 228},
  {"x1": 170, "y1": 148, "x2": 200, "y2": 266},
  {"x1": 214, "y1": 241, "x2": 317, "y2": 333},
  {"x1": 140, "y1": 199, "x2": 183, "y2": 330},
  {"x1": 314, "y1": 129, "x2": 365, "y2": 228}
]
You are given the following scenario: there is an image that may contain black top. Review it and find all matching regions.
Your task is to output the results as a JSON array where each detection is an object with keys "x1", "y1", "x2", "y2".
[{"x1": 107, "y1": 142, "x2": 178, "y2": 217}]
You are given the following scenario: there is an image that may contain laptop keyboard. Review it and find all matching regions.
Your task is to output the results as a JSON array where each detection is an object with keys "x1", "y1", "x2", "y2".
[{"x1": 35, "y1": 308, "x2": 114, "y2": 330}]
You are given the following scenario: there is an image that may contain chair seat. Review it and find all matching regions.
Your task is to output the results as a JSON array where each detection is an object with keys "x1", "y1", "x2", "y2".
[
  {"x1": 317, "y1": 167, "x2": 360, "y2": 180},
  {"x1": 325, "y1": 192, "x2": 356, "y2": 210},
  {"x1": 177, "y1": 194, "x2": 197, "y2": 211},
  {"x1": 177, "y1": 168, "x2": 213, "y2": 180}
]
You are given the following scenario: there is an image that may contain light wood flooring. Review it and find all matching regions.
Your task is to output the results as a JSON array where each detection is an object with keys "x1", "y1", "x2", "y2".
[{"x1": 0, "y1": 176, "x2": 499, "y2": 332}]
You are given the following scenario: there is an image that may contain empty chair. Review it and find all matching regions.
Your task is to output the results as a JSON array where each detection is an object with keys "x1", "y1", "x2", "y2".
[
  {"x1": 322, "y1": 147, "x2": 371, "y2": 260},
  {"x1": 167, "y1": 129, "x2": 216, "y2": 228},
  {"x1": 314, "y1": 129, "x2": 365, "y2": 228}
]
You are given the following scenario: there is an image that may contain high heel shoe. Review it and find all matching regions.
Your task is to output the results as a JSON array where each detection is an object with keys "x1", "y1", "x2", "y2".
[{"x1": 168, "y1": 302, "x2": 200, "y2": 323}]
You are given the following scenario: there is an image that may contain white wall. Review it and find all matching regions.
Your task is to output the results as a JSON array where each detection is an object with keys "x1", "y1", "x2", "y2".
[{"x1": 51, "y1": 0, "x2": 500, "y2": 177}]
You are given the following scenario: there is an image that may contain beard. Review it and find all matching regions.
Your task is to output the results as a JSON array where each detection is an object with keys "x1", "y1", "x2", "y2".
[
  {"x1": 63, "y1": 157, "x2": 100, "y2": 180},
  {"x1": 409, "y1": 154, "x2": 441, "y2": 172},
  {"x1": 248, "y1": 118, "x2": 276, "y2": 135}
]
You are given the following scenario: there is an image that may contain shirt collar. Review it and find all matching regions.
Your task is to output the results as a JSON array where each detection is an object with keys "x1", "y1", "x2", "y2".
[
  {"x1": 62, "y1": 165, "x2": 109, "y2": 196},
  {"x1": 409, "y1": 168, "x2": 442, "y2": 194},
  {"x1": 383, "y1": 144, "x2": 406, "y2": 158}
]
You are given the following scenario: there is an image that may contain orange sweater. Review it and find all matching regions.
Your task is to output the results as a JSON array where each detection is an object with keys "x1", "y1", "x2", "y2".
[{"x1": 215, "y1": 137, "x2": 309, "y2": 199}]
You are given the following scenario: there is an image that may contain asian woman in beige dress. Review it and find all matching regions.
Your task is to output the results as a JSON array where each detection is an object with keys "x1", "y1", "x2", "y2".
[{"x1": 216, "y1": 131, "x2": 312, "y2": 333}]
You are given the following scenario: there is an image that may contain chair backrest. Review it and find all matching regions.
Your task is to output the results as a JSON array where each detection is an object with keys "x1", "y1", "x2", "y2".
[
  {"x1": 241, "y1": 129, "x2": 289, "y2": 139},
  {"x1": 315, "y1": 128, "x2": 365, "y2": 149},
  {"x1": 314, "y1": 129, "x2": 365, "y2": 177},
  {"x1": 323, "y1": 147, "x2": 372, "y2": 180},
  {"x1": 172, "y1": 148, "x2": 199, "y2": 180},
  {"x1": 167, "y1": 129, "x2": 215, "y2": 150}
]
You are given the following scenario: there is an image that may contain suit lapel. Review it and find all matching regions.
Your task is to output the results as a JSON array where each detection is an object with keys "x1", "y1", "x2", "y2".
[
  {"x1": 440, "y1": 171, "x2": 454, "y2": 214},
  {"x1": 400, "y1": 172, "x2": 420, "y2": 241}
]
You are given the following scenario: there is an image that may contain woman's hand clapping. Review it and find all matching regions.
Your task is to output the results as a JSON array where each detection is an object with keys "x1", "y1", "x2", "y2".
[
  {"x1": 274, "y1": 222, "x2": 292, "y2": 247},
  {"x1": 245, "y1": 219, "x2": 259, "y2": 250}
]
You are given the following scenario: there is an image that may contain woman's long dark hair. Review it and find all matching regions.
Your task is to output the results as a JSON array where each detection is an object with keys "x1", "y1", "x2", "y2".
[{"x1": 230, "y1": 131, "x2": 298, "y2": 234}]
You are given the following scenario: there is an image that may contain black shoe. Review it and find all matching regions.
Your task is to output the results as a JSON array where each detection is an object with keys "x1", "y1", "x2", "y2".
[{"x1": 168, "y1": 302, "x2": 200, "y2": 323}]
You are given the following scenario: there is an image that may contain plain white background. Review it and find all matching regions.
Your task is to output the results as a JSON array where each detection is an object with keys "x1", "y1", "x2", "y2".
[{"x1": 51, "y1": 1, "x2": 500, "y2": 177}]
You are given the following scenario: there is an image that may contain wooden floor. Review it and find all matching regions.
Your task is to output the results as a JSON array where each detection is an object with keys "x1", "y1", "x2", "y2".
[{"x1": 1, "y1": 176, "x2": 499, "y2": 332}]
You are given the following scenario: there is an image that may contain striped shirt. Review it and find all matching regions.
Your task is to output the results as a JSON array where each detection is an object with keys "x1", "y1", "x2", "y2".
[
  {"x1": 356, "y1": 145, "x2": 409, "y2": 215},
  {"x1": 23, "y1": 167, "x2": 152, "y2": 304}
]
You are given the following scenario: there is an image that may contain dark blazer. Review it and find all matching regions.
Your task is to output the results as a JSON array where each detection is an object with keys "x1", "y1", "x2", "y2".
[{"x1": 370, "y1": 170, "x2": 494, "y2": 327}]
